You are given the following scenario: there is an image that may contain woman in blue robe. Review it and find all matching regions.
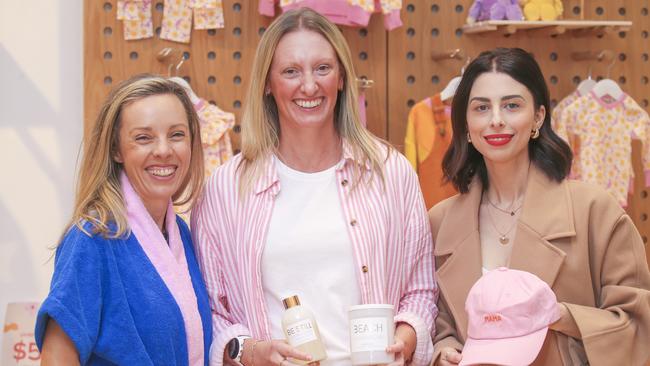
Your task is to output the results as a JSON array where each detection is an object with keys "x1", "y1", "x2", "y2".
[{"x1": 35, "y1": 75, "x2": 212, "y2": 365}]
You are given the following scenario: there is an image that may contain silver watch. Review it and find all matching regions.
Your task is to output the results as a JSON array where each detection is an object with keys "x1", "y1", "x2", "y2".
[{"x1": 227, "y1": 335, "x2": 250, "y2": 365}]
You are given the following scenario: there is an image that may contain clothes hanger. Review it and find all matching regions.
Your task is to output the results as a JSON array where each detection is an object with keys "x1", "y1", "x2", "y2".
[
  {"x1": 591, "y1": 56, "x2": 624, "y2": 102},
  {"x1": 356, "y1": 77, "x2": 374, "y2": 90},
  {"x1": 157, "y1": 47, "x2": 201, "y2": 104},
  {"x1": 440, "y1": 56, "x2": 470, "y2": 102},
  {"x1": 576, "y1": 64, "x2": 596, "y2": 96}
]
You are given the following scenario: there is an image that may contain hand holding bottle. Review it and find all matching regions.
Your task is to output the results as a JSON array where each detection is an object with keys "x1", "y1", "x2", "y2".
[{"x1": 241, "y1": 339, "x2": 317, "y2": 366}]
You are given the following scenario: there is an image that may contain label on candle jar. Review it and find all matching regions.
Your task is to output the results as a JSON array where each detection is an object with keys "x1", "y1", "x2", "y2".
[
  {"x1": 286, "y1": 319, "x2": 318, "y2": 347},
  {"x1": 350, "y1": 317, "x2": 389, "y2": 352}
]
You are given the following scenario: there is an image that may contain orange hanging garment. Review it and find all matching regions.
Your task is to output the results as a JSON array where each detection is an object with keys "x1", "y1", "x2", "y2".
[{"x1": 404, "y1": 93, "x2": 457, "y2": 209}]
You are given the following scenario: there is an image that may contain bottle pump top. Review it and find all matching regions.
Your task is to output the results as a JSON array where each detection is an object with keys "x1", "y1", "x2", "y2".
[{"x1": 282, "y1": 295, "x2": 300, "y2": 309}]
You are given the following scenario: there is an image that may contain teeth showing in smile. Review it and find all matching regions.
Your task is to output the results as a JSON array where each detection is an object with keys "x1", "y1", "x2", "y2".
[
  {"x1": 148, "y1": 167, "x2": 176, "y2": 177},
  {"x1": 295, "y1": 98, "x2": 322, "y2": 108},
  {"x1": 487, "y1": 137, "x2": 510, "y2": 141}
]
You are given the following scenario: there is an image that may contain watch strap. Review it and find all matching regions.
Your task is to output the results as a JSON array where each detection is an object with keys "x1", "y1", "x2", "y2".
[{"x1": 232, "y1": 335, "x2": 251, "y2": 364}]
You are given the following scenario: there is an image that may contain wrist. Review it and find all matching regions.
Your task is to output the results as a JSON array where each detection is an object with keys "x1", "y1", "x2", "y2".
[
  {"x1": 396, "y1": 322, "x2": 417, "y2": 362},
  {"x1": 241, "y1": 339, "x2": 259, "y2": 366},
  {"x1": 225, "y1": 336, "x2": 251, "y2": 366}
]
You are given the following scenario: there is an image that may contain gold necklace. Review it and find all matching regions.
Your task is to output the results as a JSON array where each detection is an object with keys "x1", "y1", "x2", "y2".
[
  {"x1": 486, "y1": 196, "x2": 523, "y2": 216},
  {"x1": 485, "y1": 203, "x2": 518, "y2": 245}
]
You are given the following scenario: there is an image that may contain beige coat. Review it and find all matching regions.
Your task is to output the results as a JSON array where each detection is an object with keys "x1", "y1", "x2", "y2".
[{"x1": 429, "y1": 167, "x2": 650, "y2": 366}]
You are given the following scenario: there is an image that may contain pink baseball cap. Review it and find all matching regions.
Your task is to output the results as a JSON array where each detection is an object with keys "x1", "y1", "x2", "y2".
[{"x1": 459, "y1": 267, "x2": 560, "y2": 366}]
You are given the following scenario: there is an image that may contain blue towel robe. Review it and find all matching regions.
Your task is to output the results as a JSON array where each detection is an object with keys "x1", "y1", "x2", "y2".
[{"x1": 34, "y1": 217, "x2": 212, "y2": 365}]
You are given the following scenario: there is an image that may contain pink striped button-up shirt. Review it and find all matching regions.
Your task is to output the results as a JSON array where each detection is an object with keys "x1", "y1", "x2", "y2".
[{"x1": 191, "y1": 141, "x2": 437, "y2": 366}]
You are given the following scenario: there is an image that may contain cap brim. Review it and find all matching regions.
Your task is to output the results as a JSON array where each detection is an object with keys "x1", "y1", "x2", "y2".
[{"x1": 459, "y1": 326, "x2": 549, "y2": 366}]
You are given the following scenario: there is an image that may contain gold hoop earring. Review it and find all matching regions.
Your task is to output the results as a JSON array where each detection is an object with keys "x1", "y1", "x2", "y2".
[
  {"x1": 531, "y1": 128, "x2": 540, "y2": 139},
  {"x1": 467, "y1": 132, "x2": 472, "y2": 143}
]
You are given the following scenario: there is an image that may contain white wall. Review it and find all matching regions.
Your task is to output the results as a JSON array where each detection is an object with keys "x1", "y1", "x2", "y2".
[{"x1": 0, "y1": 0, "x2": 83, "y2": 345}]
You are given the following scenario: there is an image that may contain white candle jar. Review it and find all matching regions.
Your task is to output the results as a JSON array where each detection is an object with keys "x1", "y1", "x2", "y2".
[{"x1": 348, "y1": 304, "x2": 395, "y2": 365}]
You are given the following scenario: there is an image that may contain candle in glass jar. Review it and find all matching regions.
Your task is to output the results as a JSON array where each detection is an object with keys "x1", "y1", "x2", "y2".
[{"x1": 348, "y1": 304, "x2": 395, "y2": 365}]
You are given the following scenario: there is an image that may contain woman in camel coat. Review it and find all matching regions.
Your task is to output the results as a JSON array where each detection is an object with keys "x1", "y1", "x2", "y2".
[{"x1": 429, "y1": 48, "x2": 650, "y2": 366}]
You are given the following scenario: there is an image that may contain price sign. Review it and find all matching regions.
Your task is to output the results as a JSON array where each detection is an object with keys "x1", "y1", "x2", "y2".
[{"x1": 2, "y1": 302, "x2": 41, "y2": 365}]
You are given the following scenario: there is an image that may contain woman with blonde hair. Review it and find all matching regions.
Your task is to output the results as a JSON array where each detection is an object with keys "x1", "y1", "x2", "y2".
[
  {"x1": 192, "y1": 7, "x2": 436, "y2": 366},
  {"x1": 35, "y1": 75, "x2": 212, "y2": 365}
]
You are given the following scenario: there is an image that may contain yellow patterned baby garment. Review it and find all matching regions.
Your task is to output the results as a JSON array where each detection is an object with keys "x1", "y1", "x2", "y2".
[
  {"x1": 117, "y1": 0, "x2": 153, "y2": 40},
  {"x1": 195, "y1": 99, "x2": 235, "y2": 177},
  {"x1": 552, "y1": 90, "x2": 582, "y2": 179},
  {"x1": 561, "y1": 93, "x2": 650, "y2": 206},
  {"x1": 189, "y1": 0, "x2": 225, "y2": 30},
  {"x1": 160, "y1": 0, "x2": 193, "y2": 43}
]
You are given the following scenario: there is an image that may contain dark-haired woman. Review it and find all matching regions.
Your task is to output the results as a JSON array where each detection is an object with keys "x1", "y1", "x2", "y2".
[{"x1": 429, "y1": 48, "x2": 650, "y2": 366}]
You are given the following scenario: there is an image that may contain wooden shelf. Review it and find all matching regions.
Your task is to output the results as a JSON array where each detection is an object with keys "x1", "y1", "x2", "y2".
[{"x1": 462, "y1": 20, "x2": 633, "y2": 37}]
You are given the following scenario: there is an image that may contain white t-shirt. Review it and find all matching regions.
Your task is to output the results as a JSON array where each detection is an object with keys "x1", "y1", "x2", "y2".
[{"x1": 262, "y1": 156, "x2": 361, "y2": 365}]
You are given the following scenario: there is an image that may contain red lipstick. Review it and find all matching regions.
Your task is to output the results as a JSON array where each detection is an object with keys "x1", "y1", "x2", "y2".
[{"x1": 484, "y1": 134, "x2": 513, "y2": 146}]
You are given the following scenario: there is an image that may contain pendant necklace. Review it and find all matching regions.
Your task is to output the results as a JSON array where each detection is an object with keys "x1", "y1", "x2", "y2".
[
  {"x1": 486, "y1": 196, "x2": 523, "y2": 217},
  {"x1": 485, "y1": 203, "x2": 518, "y2": 245}
]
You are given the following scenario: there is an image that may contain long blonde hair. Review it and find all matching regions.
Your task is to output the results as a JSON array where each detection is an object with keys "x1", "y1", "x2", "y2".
[
  {"x1": 69, "y1": 74, "x2": 204, "y2": 238},
  {"x1": 239, "y1": 7, "x2": 388, "y2": 194}
]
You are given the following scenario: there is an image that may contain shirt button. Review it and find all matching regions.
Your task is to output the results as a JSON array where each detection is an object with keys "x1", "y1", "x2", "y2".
[
  {"x1": 341, "y1": 179, "x2": 349, "y2": 186},
  {"x1": 350, "y1": 219, "x2": 357, "y2": 226},
  {"x1": 362, "y1": 265, "x2": 369, "y2": 273}
]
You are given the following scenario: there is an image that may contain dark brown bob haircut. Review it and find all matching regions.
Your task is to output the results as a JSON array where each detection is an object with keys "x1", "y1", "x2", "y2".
[{"x1": 442, "y1": 47, "x2": 572, "y2": 193}]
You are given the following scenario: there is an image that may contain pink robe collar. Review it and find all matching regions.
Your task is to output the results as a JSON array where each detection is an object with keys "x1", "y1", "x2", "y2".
[{"x1": 121, "y1": 172, "x2": 204, "y2": 365}]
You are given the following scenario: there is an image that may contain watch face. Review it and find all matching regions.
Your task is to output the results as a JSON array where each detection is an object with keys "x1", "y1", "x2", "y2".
[{"x1": 227, "y1": 338, "x2": 239, "y2": 359}]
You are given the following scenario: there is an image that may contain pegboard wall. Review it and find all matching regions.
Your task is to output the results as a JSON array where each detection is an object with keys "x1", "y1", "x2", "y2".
[
  {"x1": 85, "y1": 0, "x2": 649, "y2": 260},
  {"x1": 84, "y1": 0, "x2": 388, "y2": 149}
]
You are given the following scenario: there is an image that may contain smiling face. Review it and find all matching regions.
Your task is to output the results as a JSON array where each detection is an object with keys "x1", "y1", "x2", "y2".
[
  {"x1": 267, "y1": 29, "x2": 343, "y2": 132},
  {"x1": 114, "y1": 93, "x2": 191, "y2": 210},
  {"x1": 466, "y1": 71, "x2": 545, "y2": 168}
]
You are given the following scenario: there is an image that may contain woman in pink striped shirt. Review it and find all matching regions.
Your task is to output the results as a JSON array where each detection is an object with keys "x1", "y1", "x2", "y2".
[{"x1": 191, "y1": 8, "x2": 436, "y2": 366}]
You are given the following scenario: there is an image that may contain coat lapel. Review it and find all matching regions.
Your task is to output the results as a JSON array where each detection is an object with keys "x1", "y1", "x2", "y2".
[
  {"x1": 510, "y1": 167, "x2": 575, "y2": 287},
  {"x1": 434, "y1": 180, "x2": 483, "y2": 341},
  {"x1": 434, "y1": 167, "x2": 576, "y2": 341}
]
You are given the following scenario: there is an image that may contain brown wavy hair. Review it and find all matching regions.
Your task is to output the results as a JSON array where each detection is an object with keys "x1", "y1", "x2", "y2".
[{"x1": 443, "y1": 48, "x2": 572, "y2": 193}]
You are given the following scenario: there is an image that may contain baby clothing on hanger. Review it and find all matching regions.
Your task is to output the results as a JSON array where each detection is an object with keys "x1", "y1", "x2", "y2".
[
  {"x1": 160, "y1": 0, "x2": 193, "y2": 43},
  {"x1": 194, "y1": 99, "x2": 235, "y2": 177},
  {"x1": 160, "y1": 0, "x2": 225, "y2": 43},
  {"x1": 175, "y1": 98, "x2": 234, "y2": 220},
  {"x1": 552, "y1": 89, "x2": 582, "y2": 180},
  {"x1": 117, "y1": 0, "x2": 154, "y2": 40},
  {"x1": 190, "y1": 0, "x2": 225, "y2": 30},
  {"x1": 557, "y1": 92, "x2": 650, "y2": 207},
  {"x1": 259, "y1": 0, "x2": 402, "y2": 30},
  {"x1": 551, "y1": 89, "x2": 580, "y2": 141},
  {"x1": 404, "y1": 93, "x2": 456, "y2": 209}
]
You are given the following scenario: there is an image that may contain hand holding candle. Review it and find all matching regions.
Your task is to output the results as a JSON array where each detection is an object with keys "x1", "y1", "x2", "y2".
[{"x1": 384, "y1": 323, "x2": 417, "y2": 366}]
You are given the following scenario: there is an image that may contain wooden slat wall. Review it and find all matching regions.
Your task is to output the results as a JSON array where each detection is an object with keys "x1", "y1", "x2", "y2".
[{"x1": 85, "y1": 0, "x2": 649, "y2": 261}]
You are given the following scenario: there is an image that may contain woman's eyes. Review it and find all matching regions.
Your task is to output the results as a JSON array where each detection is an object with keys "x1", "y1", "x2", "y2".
[
  {"x1": 282, "y1": 65, "x2": 332, "y2": 76},
  {"x1": 316, "y1": 64, "x2": 331, "y2": 74},
  {"x1": 504, "y1": 102, "x2": 520, "y2": 110},
  {"x1": 135, "y1": 135, "x2": 151, "y2": 142},
  {"x1": 283, "y1": 68, "x2": 299, "y2": 77},
  {"x1": 473, "y1": 102, "x2": 520, "y2": 112},
  {"x1": 171, "y1": 131, "x2": 186, "y2": 139},
  {"x1": 474, "y1": 104, "x2": 489, "y2": 112},
  {"x1": 134, "y1": 131, "x2": 185, "y2": 142}
]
